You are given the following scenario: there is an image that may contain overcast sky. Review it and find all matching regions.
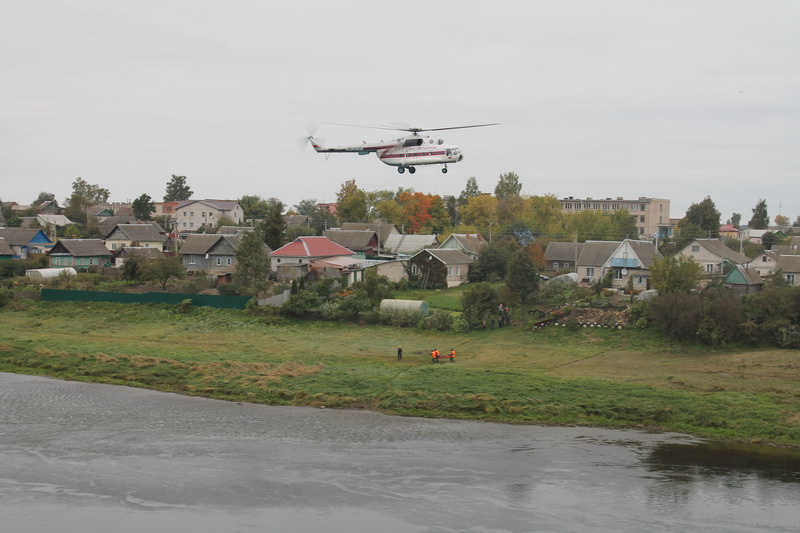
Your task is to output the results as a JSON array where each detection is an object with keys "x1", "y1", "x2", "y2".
[{"x1": 2, "y1": 1, "x2": 798, "y2": 224}]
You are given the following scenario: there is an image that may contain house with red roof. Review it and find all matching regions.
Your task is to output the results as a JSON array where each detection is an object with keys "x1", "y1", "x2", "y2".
[{"x1": 270, "y1": 236, "x2": 355, "y2": 281}]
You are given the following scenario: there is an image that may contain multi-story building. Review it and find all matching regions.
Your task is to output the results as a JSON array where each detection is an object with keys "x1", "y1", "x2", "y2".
[
  {"x1": 558, "y1": 196, "x2": 671, "y2": 238},
  {"x1": 174, "y1": 200, "x2": 244, "y2": 232}
]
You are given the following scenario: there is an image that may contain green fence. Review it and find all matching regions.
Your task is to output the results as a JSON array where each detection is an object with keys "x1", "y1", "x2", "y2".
[{"x1": 41, "y1": 289, "x2": 250, "y2": 309}]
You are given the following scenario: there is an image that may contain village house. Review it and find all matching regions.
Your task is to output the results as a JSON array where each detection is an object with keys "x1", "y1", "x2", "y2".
[
  {"x1": 437, "y1": 232, "x2": 488, "y2": 261},
  {"x1": 747, "y1": 250, "x2": 780, "y2": 278},
  {"x1": 175, "y1": 200, "x2": 244, "y2": 232},
  {"x1": 601, "y1": 239, "x2": 661, "y2": 290},
  {"x1": 47, "y1": 239, "x2": 112, "y2": 270},
  {"x1": 103, "y1": 223, "x2": 168, "y2": 251},
  {"x1": 0, "y1": 228, "x2": 53, "y2": 258},
  {"x1": 719, "y1": 224, "x2": 740, "y2": 240},
  {"x1": 677, "y1": 239, "x2": 748, "y2": 275},
  {"x1": 724, "y1": 264, "x2": 764, "y2": 295},
  {"x1": 339, "y1": 222, "x2": 400, "y2": 250},
  {"x1": 408, "y1": 248, "x2": 473, "y2": 289},
  {"x1": 112, "y1": 246, "x2": 164, "y2": 268},
  {"x1": 270, "y1": 236, "x2": 355, "y2": 282},
  {"x1": 382, "y1": 233, "x2": 438, "y2": 256},
  {"x1": 543, "y1": 242, "x2": 583, "y2": 274},
  {"x1": 575, "y1": 241, "x2": 620, "y2": 285},
  {"x1": 324, "y1": 229, "x2": 379, "y2": 256},
  {"x1": 179, "y1": 234, "x2": 263, "y2": 280}
]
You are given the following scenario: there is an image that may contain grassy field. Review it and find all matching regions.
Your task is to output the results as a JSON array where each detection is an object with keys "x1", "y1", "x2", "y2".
[{"x1": 2, "y1": 300, "x2": 799, "y2": 447}]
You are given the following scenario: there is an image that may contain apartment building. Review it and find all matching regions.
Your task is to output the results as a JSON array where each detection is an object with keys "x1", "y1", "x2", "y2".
[{"x1": 558, "y1": 196, "x2": 671, "y2": 238}]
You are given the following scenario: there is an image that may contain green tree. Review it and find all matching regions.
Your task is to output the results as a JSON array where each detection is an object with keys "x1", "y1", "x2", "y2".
[
  {"x1": 460, "y1": 283, "x2": 500, "y2": 329},
  {"x1": 457, "y1": 176, "x2": 481, "y2": 207},
  {"x1": 460, "y1": 194, "x2": 498, "y2": 228},
  {"x1": 131, "y1": 193, "x2": 155, "y2": 220},
  {"x1": 163, "y1": 175, "x2": 193, "y2": 202},
  {"x1": 31, "y1": 192, "x2": 56, "y2": 209},
  {"x1": 350, "y1": 270, "x2": 394, "y2": 309},
  {"x1": 140, "y1": 255, "x2": 185, "y2": 290},
  {"x1": 682, "y1": 196, "x2": 720, "y2": 237},
  {"x1": 609, "y1": 210, "x2": 639, "y2": 240},
  {"x1": 234, "y1": 228, "x2": 271, "y2": 296},
  {"x1": 260, "y1": 198, "x2": 286, "y2": 250},
  {"x1": 470, "y1": 239, "x2": 519, "y2": 282},
  {"x1": 775, "y1": 215, "x2": 790, "y2": 230},
  {"x1": 63, "y1": 177, "x2": 110, "y2": 223},
  {"x1": 748, "y1": 199, "x2": 769, "y2": 229},
  {"x1": 650, "y1": 255, "x2": 703, "y2": 294},
  {"x1": 730, "y1": 212, "x2": 742, "y2": 228},
  {"x1": 505, "y1": 247, "x2": 539, "y2": 306},
  {"x1": 336, "y1": 179, "x2": 368, "y2": 223}
]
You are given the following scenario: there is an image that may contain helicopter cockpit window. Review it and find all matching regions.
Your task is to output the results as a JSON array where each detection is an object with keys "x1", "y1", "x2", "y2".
[
  {"x1": 446, "y1": 149, "x2": 452, "y2": 156},
  {"x1": 403, "y1": 138, "x2": 423, "y2": 147},
  {"x1": 437, "y1": 139, "x2": 443, "y2": 145}
]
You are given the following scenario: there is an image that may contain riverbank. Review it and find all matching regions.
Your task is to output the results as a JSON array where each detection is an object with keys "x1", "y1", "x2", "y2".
[{"x1": 2, "y1": 301, "x2": 799, "y2": 447}]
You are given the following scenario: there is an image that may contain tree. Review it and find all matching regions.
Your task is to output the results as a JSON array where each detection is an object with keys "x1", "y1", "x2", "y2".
[
  {"x1": 140, "y1": 255, "x2": 185, "y2": 290},
  {"x1": 505, "y1": 247, "x2": 539, "y2": 306},
  {"x1": 63, "y1": 177, "x2": 110, "y2": 223},
  {"x1": 163, "y1": 175, "x2": 193, "y2": 202},
  {"x1": 398, "y1": 191, "x2": 434, "y2": 234},
  {"x1": 460, "y1": 194, "x2": 498, "y2": 228},
  {"x1": 522, "y1": 195, "x2": 564, "y2": 236},
  {"x1": 470, "y1": 239, "x2": 519, "y2": 282},
  {"x1": 457, "y1": 176, "x2": 481, "y2": 207},
  {"x1": 494, "y1": 172, "x2": 522, "y2": 200},
  {"x1": 460, "y1": 283, "x2": 499, "y2": 329},
  {"x1": 336, "y1": 179, "x2": 368, "y2": 223},
  {"x1": 350, "y1": 270, "x2": 393, "y2": 309},
  {"x1": 761, "y1": 232, "x2": 779, "y2": 250},
  {"x1": 730, "y1": 212, "x2": 742, "y2": 228},
  {"x1": 260, "y1": 198, "x2": 286, "y2": 250},
  {"x1": 775, "y1": 215, "x2": 790, "y2": 230},
  {"x1": 31, "y1": 192, "x2": 56, "y2": 209},
  {"x1": 239, "y1": 195, "x2": 271, "y2": 219},
  {"x1": 650, "y1": 255, "x2": 703, "y2": 294},
  {"x1": 682, "y1": 196, "x2": 720, "y2": 237},
  {"x1": 748, "y1": 199, "x2": 769, "y2": 229},
  {"x1": 234, "y1": 228, "x2": 271, "y2": 296},
  {"x1": 446, "y1": 195, "x2": 460, "y2": 226},
  {"x1": 132, "y1": 193, "x2": 155, "y2": 220}
]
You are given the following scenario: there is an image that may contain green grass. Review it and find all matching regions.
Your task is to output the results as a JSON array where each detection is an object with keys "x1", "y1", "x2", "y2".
[{"x1": 2, "y1": 300, "x2": 800, "y2": 447}]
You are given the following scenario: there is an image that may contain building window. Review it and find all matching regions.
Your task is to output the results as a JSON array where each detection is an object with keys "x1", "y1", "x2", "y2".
[
  {"x1": 641, "y1": 204, "x2": 646, "y2": 211},
  {"x1": 706, "y1": 264, "x2": 715, "y2": 273},
  {"x1": 411, "y1": 264, "x2": 419, "y2": 275},
  {"x1": 111, "y1": 243, "x2": 117, "y2": 250},
  {"x1": 692, "y1": 245, "x2": 700, "y2": 252},
  {"x1": 227, "y1": 257, "x2": 232, "y2": 266},
  {"x1": 637, "y1": 276, "x2": 645, "y2": 285},
  {"x1": 189, "y1": 255, "x2": 196, "y2": 264},
  {"x1": 216, "y1": 257, "x2": 222, "y2": 266},
  {"x1": 201, "y1": 212, "x2": 206, "y2": 217},
  {"x1": 614, "y1": 269, "x2": 623, "y2": 280},
  {"x1": 639, "y1": 215, "x2": 645, "y2": 223},
  {"x1": 786, "y1": 274, "x2": 795, "y2": 285},
  {"x1": 190, "y1": 211, "x2": 194, "y2": 216},
  {"x1": 183, "y1": 211, "x2": 187, "y2": 216},
  {"x1": 586, "y1": 267, "x2": 594, "y2": 277},
  {"x1": 639, "y1": 228, "x2": 645, "y2": 235},
  {"x1": 553, "y1": 262, "x2": 559, "y2": 270},
  {"x1": 762, "y1": 255, "x2": 768, "y2": 262}
]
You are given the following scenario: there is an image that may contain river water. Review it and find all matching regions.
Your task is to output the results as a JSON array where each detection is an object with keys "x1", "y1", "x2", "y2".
[{"x1": 1, "y1": 372, "x2": 798, "y2": 533}]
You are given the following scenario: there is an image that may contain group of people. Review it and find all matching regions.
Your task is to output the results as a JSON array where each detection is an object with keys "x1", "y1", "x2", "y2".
[
  {"x1": 394, "y1": 346, "x2": 456, "y2": 363},
  {"x1": 430, "y1": 348, "x2": 456, "y2": 363}
]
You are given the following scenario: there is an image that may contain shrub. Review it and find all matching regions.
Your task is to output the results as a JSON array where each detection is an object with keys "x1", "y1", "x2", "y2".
[
  {"x1": 565, "y1": 316, "x2": 581, "y2": 331},
  {"x1": 451, "y1": 314, "x2": 470, "y2": 333},
  {"x1": 423, "y1": 310, "x2": 454, "y2": 331},
  {"x1": 177, "y1": 298, "x2": 193, "y2": 314}
]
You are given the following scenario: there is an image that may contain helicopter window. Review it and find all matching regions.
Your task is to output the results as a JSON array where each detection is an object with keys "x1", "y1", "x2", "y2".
[
  {"x1": 446, "y1": 149, "x2": 452, "y2": 156},
  {"x1": 438, "y1": 139, "x2": 443, "y2": 145},
  {"x1": 403, "y1": 138, "x2": 423, "y2": 147}
]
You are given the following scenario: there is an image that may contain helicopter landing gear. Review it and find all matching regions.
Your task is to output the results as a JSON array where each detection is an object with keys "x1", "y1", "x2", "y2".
[
  {"x1": 441, "y1": 166, "x2": 448, "y2": 174},
  {"x1": 397, "y1": 166, "x2": 405, "y2": 174},
  {"x1": 408, "y1": 166, "x2": 416, "y2": 174}
]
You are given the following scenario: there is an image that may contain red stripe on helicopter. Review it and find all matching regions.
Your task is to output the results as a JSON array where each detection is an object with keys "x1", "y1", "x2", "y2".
[{"x1": 380, "y1": 151, "x2": 447, "y2": 159}]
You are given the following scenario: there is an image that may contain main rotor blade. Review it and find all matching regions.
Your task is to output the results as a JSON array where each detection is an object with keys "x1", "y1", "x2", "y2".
[
  {"x1": 322, "y1": 122, "x2": 499, "y2": 134},
  {"x1": 419, "y1": 123, "x2": 500, "y2": 132}
]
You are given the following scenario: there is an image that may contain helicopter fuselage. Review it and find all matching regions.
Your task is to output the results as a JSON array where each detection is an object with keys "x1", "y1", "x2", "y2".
[{"x1": 308, "y1": 134, "x2": 464, "y2": 174}]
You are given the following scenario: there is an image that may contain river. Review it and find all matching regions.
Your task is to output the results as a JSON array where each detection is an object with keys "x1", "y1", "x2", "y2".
[{"x1": 0, "y1": 372, "x2": 798, "y2": 532}]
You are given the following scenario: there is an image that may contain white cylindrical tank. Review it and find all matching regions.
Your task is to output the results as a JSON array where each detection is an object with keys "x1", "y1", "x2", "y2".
[
  {"x1": 379, "y1": 299, "x2": 430, "y2": 316},
  {"x1": 25, "y1": 268, "x2": 77, "y2": 281}
]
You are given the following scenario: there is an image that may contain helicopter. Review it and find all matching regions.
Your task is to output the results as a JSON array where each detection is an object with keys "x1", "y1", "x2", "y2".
[{"x1": 300, "y1": 123, "x2": 498, "y2": 174}]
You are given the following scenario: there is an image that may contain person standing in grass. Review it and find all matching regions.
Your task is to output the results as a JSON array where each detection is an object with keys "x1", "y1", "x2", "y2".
[{"x1": 397, "y1": 346, "x2": 403, "y2": 361}]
